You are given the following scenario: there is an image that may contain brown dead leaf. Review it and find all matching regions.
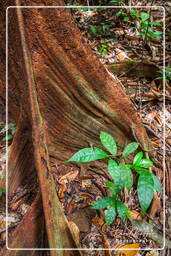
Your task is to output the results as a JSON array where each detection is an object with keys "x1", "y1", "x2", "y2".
[
  {"x1": 58, "y1": 170, "x2": 79, "y2": 184},
  {"x1": 154, "y1": 115, "x2": 162, "y2": 126},
  {"x1": 0, "y1": 212, "x2": 20, "y2": 240},
  {"x1": 58, "y1": 183, "x2": 67, "y2": 199},
  {"x1": 92, "y1": 216, "x2": 105, "y2": 227},
  {"x1": 68, "y1": 221, "x2": 80, "y2": 248},
  {"x1": 129, "y1": 210, "x2": 142, "y2": 220},
  {"x1": 101, "y1": 233, "x2": 112, "y2": 256},
  {"x1": 115, "y1": 48, "x2": 131, "y2": 62},
  {"x1": 19, "y1": 203, "x2": 30, "y2": 215},
  {"x1": 66, "y1": 197, "x2": 76, "y2": 214},
  {"x1": 166, "y1": 136, "x2": 171, "y2": 146},
  {"x1": 145, "y1": 251, "x2": 159, "y2": 256},
  {"x1": 151, "y1": 140, "x2": 160, "y2": 147},
  {"x1": 1, "y1": 231, "x2": 6, "y2": 241},
  {"x1": 10, "y1": 197, "x2": 26, "y2": 211},
  {"x1": 149, "y1": 192, "x2": 161, "y2": 218},
  {"x1": 67, "y1": 209, "x2": 92, "y2": 233},
  {"x1": 80, "y1": 192, "x2": 92, "y2": 200},
  {"x1": 117, "y1": 243, "x2": 140, "y2": 256},
  {"x1": 81, "y1": 179, "x2": 92, "y2": 188}
]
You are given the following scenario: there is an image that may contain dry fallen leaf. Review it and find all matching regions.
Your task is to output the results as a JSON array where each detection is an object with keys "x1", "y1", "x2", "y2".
[
  {"x1": 149, "y1": 192, "x2": 161, "y2": 218},
  {"x1": 58, "y1": 183, "x2": 67, "y2": 199},
  {"x1": 58, "y1": 170, "x2": 79, "y2": 184},
  {"x1": 145, "y1": 251, "x2": 159, "y2": 256},
  {"x1": 68, "y1": 221, "x2": 80, "y2": 248},
  {"x1": 101, "y1": 232, "x2": 112, "y2": 256},
  {"x1": 10, "y1": 197, "x2": 26, "y2": 211},
  {"x1": 153, "y1": 114, "x2": 162, "y2": 126},
  {"x1": 92, "y1": 216, "x2": 105, "y2": 227},
  {"x1": 117, "y1": 243, "x2": 140, "y2": 256},
  {"x1": 66, "y1": 197, "x2": 76, "y2": 214},
  {"x1": 115, "y1": 48, "x2": 131, "y2": 61},
  {"x1": 129, "y1": 210, "x2": 142, "y2": 220},
  {"x1": 0, "y1": 211, "x2": 20, "y2": 240}
]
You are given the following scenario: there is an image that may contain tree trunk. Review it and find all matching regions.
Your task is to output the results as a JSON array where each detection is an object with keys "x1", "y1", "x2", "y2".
[{"x1": 0, "y1": 0, "x2": 153, "y2": 254}]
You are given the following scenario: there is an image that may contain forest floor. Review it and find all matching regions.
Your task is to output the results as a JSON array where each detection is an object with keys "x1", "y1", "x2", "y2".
[{"x1": 0, "y1": 1, "x2": 171, "y2": 256}]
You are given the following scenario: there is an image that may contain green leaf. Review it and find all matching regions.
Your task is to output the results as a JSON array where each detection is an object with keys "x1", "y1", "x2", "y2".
[
  {"x1": 115, "y1": 10, "x2": 122, "y2": 17},
  {"x1": 139, "y1": 158, "x2": 153, "y2": 168},
  {"x1": 137, "y1": 172, "x2": 154, "y2": 212},
  {"x1": 2, "y1": 134, "x2": 13, "y2": 141},
  {"x1": 102, "y1": 48, "x2": 108, "y2": 56},
  {"x1": 110, "y1": 0, "x2": 119, "y2": 2},
  {"x1": 101, "y1": 44, "x2": 107, "y2": 48},
  {"x1": 79, "y1": 7, "x2": 89, "y2": 11},
  {"x1": 108, "y1": 163, "x2": 122, "y2": 183},
  {"x1": 105, "y1": 181, "x2": 120, "y2": 196},
  {"x1": 138, "y1": 32, "x2": 146, "y2": 37},
  {"x1": 96, "y1": 8, "x2": 106, "y2": 11},
  {"x1": 155, "y1": 76, "x2": 163, "y2": 81},
  {"x1": 157, "y1": 70, "x2": 163, "y2": 74},
  {"x1": 90, "y1": 197, "x2": 115, "y2": 210},
  {"x1": 67, "y1": 4, "x2": 76, "y2": 7},
  {"x1": 105, "y1": 206, "x2": 117, "y2": 226},
  {"x1": 122, "y1": 142, "x2": 139, "y2": 158},
  {"x1": 128, "y1": 60, "x2": 137, "y2": 64},
  {"x1": 98, "y1": 47, "x2": 103, "y2": 53},
  {"x1": 130, "y1": 9, "x2": 139, "y2": 19},
  {"x1": 123, "y1": 16, "x2": 130, "y2": 22},
  {"x1": 0, "y1": 125, "x2": 8, "y2": 134},
  {"x1": 149, "y1": 31, "x2": 162, "y2": 39},
  {"x1": 108, "y1": 163, "x2": 133, "y2": 191},
  {"x1": 89, "y1": 25, "x2": 98, "y2": 35},
  {"x1": 117, "y1": 201, "x2": 129, "y2": 221},
  {"x1": 121, "y1": 165, "x2": 133, "y2": 191},
  {"x1": 140, "y1": 21, "x2": 149, "y2": 29},
  {"x1": 108, "y1": 158, "x2": 118, "y2": 167},
  {"x1": 152, "y1": 174, "x2": 162, "y2": 193},
  {"x1": 133, "y1": 151, "x2": 143, "y2": 166},
  {"x1": 125, "y1": 164, "x2": 133, "y2": 168},
  {"x1": 102, "y1": 24, "x2": 109, "y2": 31},
  {"x1": 66, "y1": 147, "x2": 109, "y2": 163},
  {"x1": 141, "y1": 12, "x2": 149, "y2": 22},
  {"x1": 133, "y1": 166, "x2": 150, "y2": 175},
  {"x1": 0, "y1": 189, "x2": 2, "y2": 199},
  {"x1": 100, "y1": 132, "x2": 117, "y2": 156},
  {"x1": 149, "y1": 21, "x2": 162, "y2": 26}
]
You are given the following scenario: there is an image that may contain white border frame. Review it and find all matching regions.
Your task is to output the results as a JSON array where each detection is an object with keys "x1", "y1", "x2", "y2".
[{"x1": 6, "y1": 5, "x2": 166, "y2": 251}]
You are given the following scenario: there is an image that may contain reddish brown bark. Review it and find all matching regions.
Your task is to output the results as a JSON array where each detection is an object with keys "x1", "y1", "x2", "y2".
[{"x1": 6, "y1": 0, "x2": 152, "y2": 158}]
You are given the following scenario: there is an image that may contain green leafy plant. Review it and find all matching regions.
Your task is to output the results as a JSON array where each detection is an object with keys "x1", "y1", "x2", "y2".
[
  {"x1": 156, "y1": 66, "x2": 171, "y2": 83},
  {"x1": 134, "y1": 10, "x2": 162, "y2": 40},
  {"x1": 0, "y1": 188, "x2": 7, "y2": 199},
  {"x1": 109, "y1": 0, "x2": 121, "y2": 3},
  {"x1": 115, "y1": 10, "x2": 128, "y2": 18},
  {"x1": 0, "y1": 122, "x2": 16, "y2": 142},
  {"x1": 66, "y1": 132, "x2": 162, "y2": 226},
  {"x1": 67, "y1": 5, "x2": 106, "y2": 12},
  {"x1": 98, "y1": 44, "x2": 108, "y2": 56},
  {"x1": 116, "y1": 8, "x2": 162, "y2": 40},
  {"x1": 89, "y1": 23, "x2": 111, "y2": 38},
  {"x1": 89, "y1": 25, "x2": 99, "y2": 35}
]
